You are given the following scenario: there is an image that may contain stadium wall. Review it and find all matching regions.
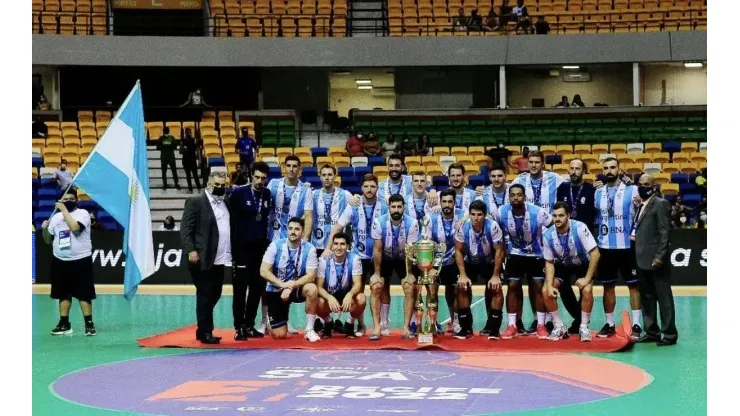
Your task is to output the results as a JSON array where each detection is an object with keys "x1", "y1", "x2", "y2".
[
  {"x1": 641, "y1": 64, "x2": 708, "y2": 106},
  {"x1": 32, "y1": 32, "x2": 706, "y2": 68}
]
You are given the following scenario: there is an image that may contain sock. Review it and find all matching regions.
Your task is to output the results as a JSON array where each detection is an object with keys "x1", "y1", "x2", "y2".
[
  {"x1": 381, "y1": 303, "x2": 390, "y2": 326},
  {"x1": 631, "y1": 310, "x2": 642, "y2": 327},
  {"x1": 60, "y1": 316, "x2": 70, "y2": 325},
  {"x1": 545, "y1": 314, "x2": 553, "y2": 324},
  {"x1": 410, "y1": 313, "x2": 418, "y2": 325},
  {"x1": 536, "y1": 312, "x2": 546, "y2": 326},
  {"x1": 490, "y1": 309, "x2": 503, "y2": 333},
  {"x1": 306, "y1": 314, "x2": 318, "y2": 331},
  {"x1": 261, "y1": 306, "x2": 269, "y2": 324},
  {"x1": 550, "y1": 309, "x2": 563, "y2": 326},
  {"x1": 357, "y1": 314, "x2": 365, "y2": 326},
  {"x1": 458, "y1": 308, "x2": 472, "y2": 332},
  {"x1": 348, "y1": 316, "x2": 356, "y2": 324},
  {"x1": 581, "y1": 311, "x2": 591, "y2": 326},
  {"x1": 605, "y1": 312, "x2": 614, "y2": 326},
  {"x1": 84, "y1": 315, "x2": 93, "y2": 325},
  {"x1": 508, "y1": 313, "x2": 517, "y2": 327},
  {"x1": 322, "y1": 315, "x2": 331, "y2": 323}
]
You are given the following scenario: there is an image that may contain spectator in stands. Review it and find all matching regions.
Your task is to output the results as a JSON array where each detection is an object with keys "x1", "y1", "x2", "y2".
[
  {"x1": 534, "y1": 16, "x2": 550, "y2": 34},
  {"x1": 89, "y1": 213, "x2": 106, "y2": 231},
  {"x1": 236, "y1": 127, "x2": 257, "y2": 176},
  {"x1": 695, "y1": 168, "x2": 706, "y2": 195},
  {"x1": 512, "y1": 0, "x2": 531, "y2": 34},
  {"x1": 346, "y1": 131, "x2": 365, "y2": 157},
  {"x1": 696, "y1": 210, "x2": 707, "y2": 229},
  {"x1": 556, "y1": 96, "x2": 570, "y2": 107},
  {"x1": 510, "y1": 146, "x2": 530, "y2": 173},
  {"x1": 572, "y1": 94, "x2": 586, "y2": 107},
  {"x1": 486, "y1": 142, "x2": 513, "y2": 173},
  {"x1": 54, "y1": 159, "x2": 74, "y2": 193},
  {"x1": 363, "y1": 133, "x2": 382, "y2": 157},
  {"x1": 676, "y1": 212, "x2": 691, "y2": 229},
  {"x1": 181, "y1": 88, "x2": 209, "y2": 107},
  {"x1": 37, "y1": 94, "x2": 51, "y2": 111},
  {"x1": 467, "y1": 9, "x2": 484, "y2": 31},
  {"x1": 157, "y1": 127, "x2": 181, "y2": 191},
  {"x1": 231, "y1": 164, "x2": 250, "y2": 186},
  {"x1": 499, "y1": 0, "x2": 514, "y2": 28},
  {"x1": 454, "y1": 8, "x2": 468, "y2": 31},
  {"x1": 486, "y1": 9, "x2": 500, "y2": 30},
  {"x1": 398, "y1": 134, "x2": 415, "y2": 157},
  {"x1": 382, "y1": 134, "x2": 398, "y2": 154},
  {"x1": 159, "y1": 216, "x2": 179, "y2": 231},
  {"x1": 33, "y1": 116, "x2": 48, "y2": 138},
  {"x1": 416, "y1": 134, "x2": 431, "y2": 156},
  {"x1": 180, "y1": 128, "x2": 202, "y2": 193},
  {"x1": 670, "y1": 195, "x2": 692, "y2": 226}
]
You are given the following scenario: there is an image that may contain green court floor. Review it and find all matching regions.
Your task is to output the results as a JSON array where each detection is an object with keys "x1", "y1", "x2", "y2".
[{"x1": 32, "y1": 293, "x2": 706, "y2": 416}]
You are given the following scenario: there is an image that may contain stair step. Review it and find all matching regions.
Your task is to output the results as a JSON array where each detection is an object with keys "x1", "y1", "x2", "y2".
[
  {"x1": 151, "y1": 211, "x2": 183, "y2": 221},
  {"x1": 150, "y1": 199, "x2": 187, "y2": 210}
]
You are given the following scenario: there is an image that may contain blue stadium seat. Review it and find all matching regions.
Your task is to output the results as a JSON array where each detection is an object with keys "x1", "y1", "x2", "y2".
[
  {"x1": 345, "y1": 185, "x2": 361, "y2": 196},
  {"x1": 480, "y1": 166, "x2": 489, "y2": 180},
  {"x1": 32, "y1": 157, "x2": 43, "y2": 168},
  {"x1": 546, "y1": 155, "x2": 561, "y2": 165},
  {"x1": 468, "y1": 175, "x2": 485, "y2": 188},
  {"x1": 354, "y1": 166, "x2": 371, "y2": 178},
  {"x1": 34, "y1": 210, "x2": 53, "y2": 225},
  {"x1": 663, "y1": 142, "x2": 681, "y2": 154},
  {"x1": 432, "y1": 176, "x2": 448, "y2": 187},
  {"x1": 679, "y1": 183, "x2": 697, "y2": 194},
  {"x1": 268, "y1": 166, "x2": 282, "y2": 176},
  {"x1": 38, "y1": 199, "x2": 56, "y2": 209},
  {"x1": 305, "y1": 176, "x2": 322, "y2": 189},
  {"x1": 312, "y1": 147, "x2": 328, "y2": 158},
  {"x1": 671, "y1": 173, "x2": 690, "y2": 183},
  {"x1": 342, "y1": 176, "x2": 359, "y2": 187},
  {"x1": 38, "y1": 188, "x2": 58, "y2": 199},
  {"x1": 302, "y1": 167, "x2": 318, "y2": 178},
  {"x1": 682, "y1": 194, "x2": 701, "y2": 206},
  {"x1": 368, "y1": 156, "x2": 385, "y2": 167},
  {"x1": 79, "y1": 201, "x2": 98, "y2": 211},
  {"x1": 338, "y1": 167, "x2": 355, "y2": 178},
  {"x1": 40, "y1": 178, "x2": 56, "y2": 188},
  {"x1": 208, "y1": 157, "x2": 225, "y2": 167}
]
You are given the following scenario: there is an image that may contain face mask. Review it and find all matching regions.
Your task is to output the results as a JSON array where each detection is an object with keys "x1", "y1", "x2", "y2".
[
  {"x1": 164, "y1": 222, "x2": 174, "y2": 230},
  {"x1": 605, "y1": 173, "x2": 617, "y2": 182},
  {"x1": 63, "y1": 201, "x2": 77, "y2": 211},
  {"x1": 390, "y1": 212, "x2": 403, "y2": 221},
  {"x1": 700, "y1": 215, "x2": 707, "y2": 222},
  {"x1": 211, "y1": 186, "x2": 226, "y2": 197},
  {"x1": 679, "y1": 217, "x2": 687, "y2": 224},
  {"x1": 638, "y1": 185, "x2": 654, "y2": 199},
  {"x1": 498, "y1": 143, "x2": 504, "y2": 148},
  {"x1": 357, "y1": 134, "x2": 363, "y2": 139}
]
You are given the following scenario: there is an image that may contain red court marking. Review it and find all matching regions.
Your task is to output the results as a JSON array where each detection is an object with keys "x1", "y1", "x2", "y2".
[
  {"x1": 262, "y1": 393, "x2": 288, "y2": 402},
  {"x1": 146, "y1": 381, "x2": 281, "y2": 402}
]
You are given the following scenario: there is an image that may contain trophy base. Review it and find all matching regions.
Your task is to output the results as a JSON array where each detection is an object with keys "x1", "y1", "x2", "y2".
[{"x1": 417, "y1": 333, "x2": 434, "y2": 346}]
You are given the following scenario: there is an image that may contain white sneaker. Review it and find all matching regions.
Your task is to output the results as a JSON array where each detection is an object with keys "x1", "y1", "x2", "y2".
[
  {"x1": 380, "y1": 322, "x2": 391, "y2": 336},
  {"x1": 288, "y1": 322, "x2": 299, "y2": 334},
  {"x1": 256, "y1": 322, "x2": 267, "y2": 335},
  {"x1": 354, "y1": 324, "x2": 367, "y2": 338},
  {"x1": 453, "y1": 319, "x2": 462, "y2": 334},
  {"x1": 548, "y1": 324, "x2": 569, "y2": 341},
  {"x1": 304, "y1": 329, "x2": 321, "y2": 343},
  {"x1": 579, "y1": 326, "x2": 592, "y2": 342}
]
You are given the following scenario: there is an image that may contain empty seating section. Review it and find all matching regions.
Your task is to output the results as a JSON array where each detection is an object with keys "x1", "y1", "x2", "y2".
[
  {"x1": 33, "y1": 0, "x2": 108, "y2": 35},
  {"x1": 389, "y1": 0, "x2": 707, "y2": 37},
  {"x1": 211, "y1": 0, "x2": 348, "y2": 37}
]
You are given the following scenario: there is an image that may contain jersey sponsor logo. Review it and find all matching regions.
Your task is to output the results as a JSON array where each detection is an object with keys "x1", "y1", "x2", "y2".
[{"x1": 600, "y1": 225, "x2": 627, "y2": 236}]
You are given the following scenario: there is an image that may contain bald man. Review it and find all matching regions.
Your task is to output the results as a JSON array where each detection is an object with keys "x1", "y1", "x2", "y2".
[{"x1": 633, "y1": 174, "x2": 677, "y2": 346}]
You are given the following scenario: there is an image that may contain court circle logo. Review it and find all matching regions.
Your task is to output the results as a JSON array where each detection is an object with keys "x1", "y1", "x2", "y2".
[{"x1": 51, "y1": 350, "x2": 652, "y2": 416}]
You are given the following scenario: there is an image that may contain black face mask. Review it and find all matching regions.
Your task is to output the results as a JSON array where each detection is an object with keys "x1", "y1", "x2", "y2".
[
  {"x1": 390, "y1": 212, "x2": 403, "y2": 221},
  {"x1": 605, "y1": 173, "x2": 617, "y2": 182},
  {"x1": 164, "y1": 222, "x2": 175, "y2": 230},
  {"x1": 638, "y1": 185, "x2": 654, "y2": 199},
  {"x1": 211, "y1": 186, "x2": 226, "y2": 197},
  {"x1": 63, "y1": 201, "x2": 77, "y2": 212}
]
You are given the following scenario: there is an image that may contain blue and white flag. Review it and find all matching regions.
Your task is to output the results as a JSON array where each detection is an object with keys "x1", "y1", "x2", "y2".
[{"x1": 71, "y1": 81, "x2": 155, "y2": 300}]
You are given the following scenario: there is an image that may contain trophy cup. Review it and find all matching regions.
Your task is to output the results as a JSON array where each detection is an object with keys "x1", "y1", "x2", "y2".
[{"x1": 405, "y1": 218, "x2": 446, "y2": 346}]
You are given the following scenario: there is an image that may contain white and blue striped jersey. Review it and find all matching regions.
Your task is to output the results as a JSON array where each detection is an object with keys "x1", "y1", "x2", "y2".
[
  {"x1": 454, "y1": 218, "x2": 504, "y2": 264},
  {"x1": 377, "y1": 175, "x2": 414, "y2": 204},
  {"x1": 594, "y1": 183, "x2": 638, "y2": 249},
  {"x1": 542, "y1": 220, "x2": 598, "y2": 266},
  {"x1": 450, "y1": 187, "x2": 480, "y2": 214},
  {"x1": 481, "y1": 184, "x2": 510, "y2": 224},
  {"x1": 370, "y1": 213, "x2": 420, "y2": 260},
  {"x1": 350, "y1": 200, "x2": 388, "y2": 260},
  {"x1": 262, "y1": 239, "x2": 318, "y2": 293},
  {"x1": 512, "y1": 171, "x2": 564, "y2": 214},
  {"x1": 498, "y1": 203, "x2": 553, "y2": 258},
  {"x1": 424, "y1": 209, "x2": 465, "y2": 266},
  {"x1": 267, "y1": 178, "x2": 313, "y2": 241},
  {"x1": 311, "y1": 187, "x2": 353, "y2": 250},
  {"x1": 317, "y1": 252, "x2": 363, "y2": 295}
]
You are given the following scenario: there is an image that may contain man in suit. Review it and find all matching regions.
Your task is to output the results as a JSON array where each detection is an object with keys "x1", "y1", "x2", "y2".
[
  {"x1": 634, "y1": 173, "x2": 678, "y2": 346},
  {"x1": 180, "y1": 171, "x2": 231, "y2": 344}
]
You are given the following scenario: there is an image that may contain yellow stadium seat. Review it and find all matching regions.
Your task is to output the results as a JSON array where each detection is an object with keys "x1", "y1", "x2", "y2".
[
  {"x1": 591, "y1": 144, "x2": 608, "y2": 154},
  {"x1": 468, "y1": 146, "x2": 485, "y2": 156},
  {"x1": 276, "y1": 147, "x2": 293, "y2": 159},
  {"x1": 32, "y1": 167, "x2": 38, "y2": 179},
  {"x1": 294, "y1": 147, "x2": 311, "y2": 157},
  {"x1": 561, "y1": 154, "x2": 580, "y2": 165},
  {"x1": 182, "y1": 121, "x2": 196, "y2": 133},
  {"x1": 556, "y1": 145, "x2": 573, "y2": 155},
  {"x1": 473, "y1": 155, "x2": 489, "y2": 165},
  {"x1": 258, "y1": 148, "x2": 275, "y2": 157},
  {"x1": 46, "y1": 137, "x2": 63, "y2": 147},
  {"x1": 32, "y1": 138, "x2": 46, "y2": 148},
  {"x1": 433, "y1": 147, "x2": 450, "y2": 156},
  {"x1": 680, "y1": 163, "x2": 698, "y2": 174},
  {"x1": 165, "y1": 121, "x2": 182, "y2": 139},
  {"x1": 421, "y1": 156, "x2": 438, "y2": 167},
  {"x1": 505, "y1": 145, "x2": 521, "y2": 155},
  {"x1": 672, "y1": 152, "x2": 691, "y2": 164},
  {"x1": 450, "y1": 147, "x2": 467, "y2": 156},
  {"x1": 328, "y1": 147, "x2": 346, "y2": 158},
  {"x1": 618, "y1": 154, "x2": 634, "y2": 165},
  {"x1": 147, "y1": 122, "x2": 163, "y2": 139},
  {"x1": 464, "y1": 164, "x2": 479, "y2": 175},
  {"x1": 506, "y1": 174, "x2": 518, "y2": 182},
  {"x1": 405, "y1": 156, "x2": 422, "y2": 167},
  {"x1": 426, "y1": 167, "x2": 443, "y2": 177},
  {"x1": 661, "y1": 183, "x2": 679, "y2": 196},
  {"x1": 662, "y1": 163, "x2": 680, "y2": 174},
  {"x1": 653, "y1": 173, "x2": 670, "y2": 184},
  {"x1": 540, "y1": 145, "x2": 557, "y2": 156},
  {"x1": 456, "y1": 155, "x2": 474, "y2": 165},
  {"x1": 644, "y1": 143, "x2": 662, "y2": 153},
  {"x1": 77, "y1": 111, "x2": 94, "y2": 122},
  {"x1": 633, "y1": 153, "x2": 653, "y2": 164},
  {"x1": 316, "y1": 156, "x2": 334, "y2": 167},
  {"x1": 333, "y1": 156, "x2": 350, "y2": 168},
  {"x1": 552, "y1": 164, "x2": 569, "y2": 174},
  {"x1": 298, "y1": 156, "x2": 313, "y2": 168},
  {"x1": 373, "y1": 166, "x2": 389, "y2": 176},
  {"x1": 681, "y1": 142, "x2": 698, "y2": 153},
  {"x1": 624, "y1": 163, "x2": 643, "y2": 174},
  {"x1": 574, "y1": 144, "x2": 591, "y2": 154},
  {"x1": 205, "y1": 145, "x2": 222, "y2": 158},
  {"x1": 583, "y1": 174, "x2": 596, "y2": 183},
  {"x1": 582, "y1": 153, "x2": 599, "y2": 166},
  {"x1": 651, "y1": 152, "x2": 670, "y2": 163},
  {"x1": 690, "y1": 152, "x2": 707, "y2": 163},
  {"x1": 610, "y1": 144, "x2": 627, "y2": 154}
]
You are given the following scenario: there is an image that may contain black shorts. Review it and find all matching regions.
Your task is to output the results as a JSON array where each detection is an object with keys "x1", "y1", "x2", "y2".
[
  {"x1": 438, "y1": 263, "x2": 460, "y2": 286},
  {"x1": 361, "y1": 258, "x2": 375, "y2": 284},
  {"x1": 327, "y1": 290, "x2": 349, "y2": 304},
  {"x1": 505, "y1": 255, "x2": 545, "y2": 281},
  {"x1": 50, "y1": 256, "x2": 96, "y2": 302},
  {"x1": 380, "y1": 257, "x2": 408, "y2": 282},
  {"x1": 554, "y1": 264, "x2": 590, "y2": 283},
  {"x1": 266, "y1": 289, "x2": 306, "y2": 329},
  {"x1": 464, "y1": 263, "x2": 494, "y2": 283},
  {"x1": 597, "y1": 248, "x2": 638, "y2": 285}
]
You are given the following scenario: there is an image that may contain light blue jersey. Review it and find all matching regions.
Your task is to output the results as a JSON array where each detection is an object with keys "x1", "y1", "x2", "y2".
[
  {"x1": 262, "y1": 239, "x2": 318, "y2": 293},
  {"x1": 594, "y1": 182, "x2": 638, "y2": 249},
  {"x1": 425, "y1": 208, "x2": 465, "y2": 266},
  {"x1": 317, "y1": 252, "x2": 363, "y2": 295},
  {"x1": 512, "y1": 171, "x2": 564, "y2": 214},
  {"x1": 377, "y1": 175, "x2": 414, "y2": 204},
  {"x1": 498, "y1": 203, "x2": 553, "y2": 258},
  {"x1": 267, "y1": 178, "x2": 313, "y2": 241},
  {"x1": 350, "y1": 199, "x2": 388, "y2": 260},
  {"x1": 481, "y1": 184, "x2": 510, "y2": 224},
  {"x1": 454, "y1": 218, "x2": 504, "y2": 264},
  {"x1": 543, "y1": 220, "x2": 598, "y2": 266},
  {"x1": 370, "y1": 213, "x2": 421, "y2": 260},
  {"x1": 311, "y1": 187, "x2": 353, "y2": 250}
]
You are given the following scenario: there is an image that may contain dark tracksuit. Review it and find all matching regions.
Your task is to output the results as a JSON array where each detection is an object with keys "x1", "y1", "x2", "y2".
[{"x1": 157, "y1": 134, "x2": 180, "y2": 190}]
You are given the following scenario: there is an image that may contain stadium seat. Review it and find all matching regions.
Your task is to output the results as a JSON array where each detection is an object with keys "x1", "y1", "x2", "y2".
[
  {"x1": 672, "y1": 152, "x2": 691, "y2": 163},
  {"x1": 643, "y1": 163, "x2": 662, "y2": 174},
  {"x1": 316, "y1": 156, "x2": 333, "y2": 167},
  {"x1": 351, "y1": 157, "x2": 368, "y2": 167},
  {"x1": 276, "y1": 147, "x2": 293, "y2": 159},
  {"x1": 662, "y1": 163, "x2": 680, "y2": 174},
  {"x1": 661, "y1": 183, "x2": 679, "y2": 196},
  {"x1": 651, "y1": 152, "x2": 670, "y2": 163},
  {"x1": 627, "y1": 143, "x2": 644, "y2": 153},
  {"x1": 433, "y1": 147, "x2": 450, "y2": 156},
  {"x1": 328, "y1": 147, "x2": 345, "y2": 158},
  {"x1": 690, "y1": 152, "x2": 707, "y2": 163}
]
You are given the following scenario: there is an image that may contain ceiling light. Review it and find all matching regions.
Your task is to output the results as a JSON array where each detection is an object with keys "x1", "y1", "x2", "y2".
[
  {"x1": 357, "y1": 85, "x2": 373, "y2": 90},
  {"x1": 562, "y1": 65, "x2": 580, "y2": 69},
  {"x1": 684, "y1": 62, "x2": 703, "y2": 68},
  {"x1": 355, "y1": 79, "x2": 372, "y2": 84}
]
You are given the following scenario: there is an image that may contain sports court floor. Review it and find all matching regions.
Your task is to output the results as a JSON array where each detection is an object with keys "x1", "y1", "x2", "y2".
[{"x1": 32, "y1": 286, "x2": 706, "y2": 416}]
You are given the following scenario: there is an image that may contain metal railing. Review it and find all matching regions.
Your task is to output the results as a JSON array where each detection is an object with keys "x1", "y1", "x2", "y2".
[{"x1": 212, "y1": 14, "x2": 347, "y2": 37}]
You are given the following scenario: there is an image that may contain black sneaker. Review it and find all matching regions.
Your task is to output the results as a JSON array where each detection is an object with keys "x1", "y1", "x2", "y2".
[
  {"x1": 234, "y1": 327, "x2": 248, "y2": 341},
  {"x1": 453, "y1": 329, "x2": 473, "y2": 340},
  {"x1": 597, "y1": 324, "x2": 616, "y2": 338},
  {"x1": 84, "y1": 323, "x2": 96, "y2": 337},
  {"x1": 344, "y1": 321, "x2": 356, "y2": 338},
  {"x1": 334, "y1": 319, "x2": 345, "y2": 334},
  {"x1": 322, "y1": 320, "x2": 334, "y2": 338},
  {"x1": 487, "y1": 331, "x2": 501, "y2": 340},
  {"x1": 480, "y1": 320, "x2": 492, "y2": 336},
  {"x1": 631, "y1": 324, "x2": 644, "y2": 341},
  {"x1": 568, "y1": 321, "x2": 581, "y2": 335},
  {"x1": 245, "y1": 327, "x2": 265, "y2": 338},
  {"x1": 314, "y1": 319, "x2": 325, "y2": 332},
  {"x1": 51, "y1": 322, "x2": 72, "y2": 336},
  {"x1": 516, "y1": 320, "x2": 527, "y2": 335}
]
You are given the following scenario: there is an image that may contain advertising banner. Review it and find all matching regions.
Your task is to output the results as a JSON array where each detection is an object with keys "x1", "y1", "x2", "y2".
[{"x1": 112, "y1": 0, "x2": 203, "y2": 10}]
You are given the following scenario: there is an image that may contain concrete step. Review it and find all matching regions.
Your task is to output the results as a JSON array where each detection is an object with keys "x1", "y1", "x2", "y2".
[
  {"x1": 148, "y1": 168, "x2": 192, "y2": 179},
  {"x1": 151, "y1": 211, "x2": 183, "y2": 222},
  {"x1": 148, "y1": 179, "x2": 205, "y2": 189},
  {"x1": 150, "y1": 199, "x2": 187, "y2": 210},
  {"x1": 148, "y1": 150, "x2": 182, "y2": 160},
  {"x1": 150, "y1": 189, "x2": 196, "y2": 199}
]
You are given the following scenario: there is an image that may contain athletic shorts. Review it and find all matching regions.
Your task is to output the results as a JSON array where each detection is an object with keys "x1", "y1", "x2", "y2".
[
  {"x1": 50, "y1": 255, "x2": 96, "y2": 302},
  {"x1": 360, "y1": 258, "x2": 375, "y2": 283},
  {"x1": 505, "y1": 255, "x2": 545, "y2": 281},
  {"x1": 327, "y1": 290, "x2": 349, "y2": 305},
  {"x1": 554, "y1": 264, "x2": 590, "y2": 283},
  {"x1": 266, "y1": 289, "x2": 306, "y2": 329},
  {"x1": 597, "y1": 248, "x2": 638, "y2": 285},
  {"x1": 438, "y1": 263, "x2": 460, "y2": 286},
  {"x1": 379, "y1": 257, "x2": 408, "y2": 282}
]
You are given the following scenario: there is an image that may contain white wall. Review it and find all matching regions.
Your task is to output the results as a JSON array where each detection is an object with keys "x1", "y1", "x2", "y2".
[
  {"x1": 329, "y1": 88, "x2": 396, "y2": 118},
  {"x1": 640, "y1": 64, "x2": 707, "y2": 106},
  {"x1": 32, "y1": 65, "x2": 59, "y2": 109},
  {"x1": 507, "y1": 66, "x2": 633, "y2": 108}
]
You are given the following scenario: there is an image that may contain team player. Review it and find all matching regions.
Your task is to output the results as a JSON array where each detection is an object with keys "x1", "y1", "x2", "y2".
[
  {"x1": 481, "y1": 164, "x2": 510, "y2": 223},
  {"x1": 425, "y1": 189, "x2": 465, "y2": 334},
  {"x1": 316, "y1": 233, "x2": 366, "y2": 338},
  {"x1": 498, "y1": 184, "x2": 554, "y2": 340},
  {"x1": 454, "y1": 200, "x2": 506, "y2": 339},
  {"x1": 259, "y1": 217, "x2": 321, "y2": 342},
  {"x1": 406, "y1": 171, "x2": 440, "y2": 226},
  {"x1": 447, "y1": 163, "x2": 479, "y2": 214},
  {"x1": 311, "y1": 164, "x2": 353, "y2": 258},
  {"x1": 347, "y1": 174, "x2": 388, "y2": 337},
  {"x1": 369, "y1": 194, "x2": 421, "y2": 340},
  {"x1": 377, "y1": 154, "x2": 414, "y2": 203},
  {"x1": 542, "y1": 202, "x2": 600, "y2": 342},
  {"x1": 594, "y1": 157, "x2": 642, "y2": 339}
]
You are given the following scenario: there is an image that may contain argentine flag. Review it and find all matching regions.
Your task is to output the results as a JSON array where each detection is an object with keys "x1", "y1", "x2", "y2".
[{"x1": 72, "y1": 81, "x2": 155, "y2": 300}]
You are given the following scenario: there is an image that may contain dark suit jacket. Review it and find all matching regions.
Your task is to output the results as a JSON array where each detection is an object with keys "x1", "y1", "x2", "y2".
[
  {"x1": 180, "y1": 192, "x2": 232, "y2": 271},
  {"x1": 557, "y1": 181, "x2": 596, "y2": 228},
  {"x1": 634, "y1": 195, "x2": 672, "y2": 271}
]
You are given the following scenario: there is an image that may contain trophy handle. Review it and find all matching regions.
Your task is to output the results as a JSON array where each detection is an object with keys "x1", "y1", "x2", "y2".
[
  {"x1": 404, "y1": 243, "x2": 416, "y2": 280},
  {"x1": 432, "y1": 242, "x2": 447, "y2": 278}
]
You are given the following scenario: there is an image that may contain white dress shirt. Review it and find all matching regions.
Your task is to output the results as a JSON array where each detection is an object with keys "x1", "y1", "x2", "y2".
[{"x1": 206, "y1": 190, "x2": 231, "y2": 266}]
